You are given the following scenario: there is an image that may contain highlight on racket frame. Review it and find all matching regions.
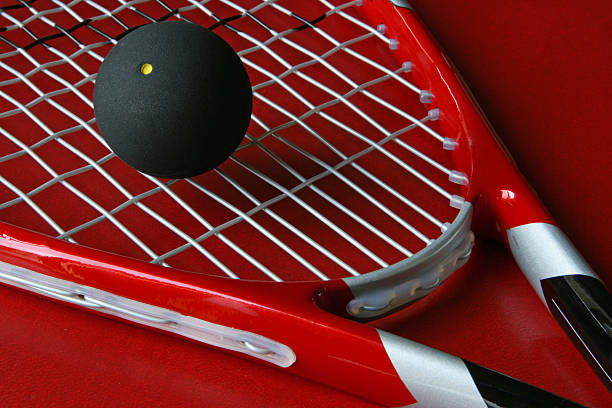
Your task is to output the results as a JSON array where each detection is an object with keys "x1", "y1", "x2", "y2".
[{"x1": 0, "y1": 0, "x2": 607, "y2": 406}]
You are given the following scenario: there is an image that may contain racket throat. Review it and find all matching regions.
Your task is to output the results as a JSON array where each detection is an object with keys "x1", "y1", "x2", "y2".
[{"x1": 344, "y1": 202, "x2": 474, "y2": 320}]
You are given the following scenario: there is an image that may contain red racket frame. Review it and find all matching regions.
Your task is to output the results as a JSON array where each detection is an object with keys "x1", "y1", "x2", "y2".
[{"x1": 0, "y1": 1, "x2": 603, "y2": 406}]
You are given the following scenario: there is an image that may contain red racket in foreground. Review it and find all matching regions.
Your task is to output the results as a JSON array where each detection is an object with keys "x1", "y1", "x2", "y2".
[{"x1": 0, "y1": 1, "x2": 609, "y2": 407}]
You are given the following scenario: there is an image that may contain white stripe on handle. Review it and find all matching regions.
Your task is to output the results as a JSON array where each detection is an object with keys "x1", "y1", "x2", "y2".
[
  {"x1": 377, "y1": 329, "x2": 487, "y2": 408},
  {"x1": 507, "y1": 223, "x2": 597, "y2": 303}
]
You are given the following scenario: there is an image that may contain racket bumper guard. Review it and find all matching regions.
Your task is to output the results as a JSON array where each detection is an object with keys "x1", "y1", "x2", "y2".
[{"x1": 345, "y1": 202, "x2": 474, "y2": 319}]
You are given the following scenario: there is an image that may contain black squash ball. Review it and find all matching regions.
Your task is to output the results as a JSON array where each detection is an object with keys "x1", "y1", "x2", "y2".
[{"x1": 93, "y1": 21, "x2": 252, "y2": 179}]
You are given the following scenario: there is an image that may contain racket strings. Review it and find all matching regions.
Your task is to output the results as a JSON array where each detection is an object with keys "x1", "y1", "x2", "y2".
[{"x1": 0, "y1": 0, "x2": 466, "y2": 282}]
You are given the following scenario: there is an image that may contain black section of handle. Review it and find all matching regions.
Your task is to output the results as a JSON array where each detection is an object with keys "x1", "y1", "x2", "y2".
[
  {"x1": 464, "y1": 360, "x2": 586, "y2": 408},
  {"x1": 542, "y1": 275, "x2": 612, "y2": 390}
]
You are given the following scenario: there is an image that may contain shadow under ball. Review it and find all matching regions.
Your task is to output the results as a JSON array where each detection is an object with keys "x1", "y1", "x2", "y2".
[{"x1": 93, "y1": 21, "x2": 252, "y2": 179}]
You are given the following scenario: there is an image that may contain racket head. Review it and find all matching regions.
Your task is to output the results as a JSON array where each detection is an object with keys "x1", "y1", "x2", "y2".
[{"x1": 0, "y1": 0, "x2": 484, "y2": 319}]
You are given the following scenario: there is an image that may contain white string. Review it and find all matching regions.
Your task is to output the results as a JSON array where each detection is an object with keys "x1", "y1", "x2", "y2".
[{"x1": 0, "y1": 0, "x2": 463, "y2": 281}]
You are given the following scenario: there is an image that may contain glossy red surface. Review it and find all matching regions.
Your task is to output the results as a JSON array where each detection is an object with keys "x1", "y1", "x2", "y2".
[
  {"x1": 0, "y1": 223, "x2": 415, "y2": 406},
  {"x1": 0, "y1": 1, "x2": 610, "y2": 407},
  {"x1": 361, "y1": 0, "x2": 554, "y2": 236}
]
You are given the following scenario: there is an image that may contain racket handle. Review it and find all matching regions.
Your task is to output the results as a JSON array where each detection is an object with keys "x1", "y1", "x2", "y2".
[
  {"x1": 378, "y1": 330, "x2": 585, "y2": 407},
  {"x1": 508, "y1": 223, "x2": 612, "y2": 390},
  {"x1": 541, "y1": 275, "x2": 612, "y2": 386},
  {"x1": 462, "y1": 360, "x2": 587, "y2": 408}
]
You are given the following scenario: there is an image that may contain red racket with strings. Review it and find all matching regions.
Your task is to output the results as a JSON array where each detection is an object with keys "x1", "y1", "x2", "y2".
[{"x1": 0, "y1": 1, "x2": 609, "y2": 407}]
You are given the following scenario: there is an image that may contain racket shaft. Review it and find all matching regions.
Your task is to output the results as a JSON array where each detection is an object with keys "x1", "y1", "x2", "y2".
[
  {"x1": 508, "y1": 223, "x2": 612, "y2": 390},
  {"x1": 462, "y1": 360, "x2": 587, "y2": 408}
]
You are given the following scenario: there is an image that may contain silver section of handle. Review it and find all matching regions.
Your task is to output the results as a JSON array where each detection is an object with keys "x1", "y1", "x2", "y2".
[
  {"x1": 507, "y1": 223, "x2": 597, "y2": 303},
  {"x1": 378, "y1": 329, "x2": 487, "y2": 408}
]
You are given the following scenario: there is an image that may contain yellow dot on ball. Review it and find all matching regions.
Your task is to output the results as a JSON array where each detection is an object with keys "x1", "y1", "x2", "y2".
[{"x1": 140, "y1": 63, "x2": 153, "y2": 75}]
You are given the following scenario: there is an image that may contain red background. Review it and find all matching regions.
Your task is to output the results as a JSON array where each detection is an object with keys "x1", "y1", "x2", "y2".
[{"x1": 1, "y1": 1, "x2": 610, "y2": 407}]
